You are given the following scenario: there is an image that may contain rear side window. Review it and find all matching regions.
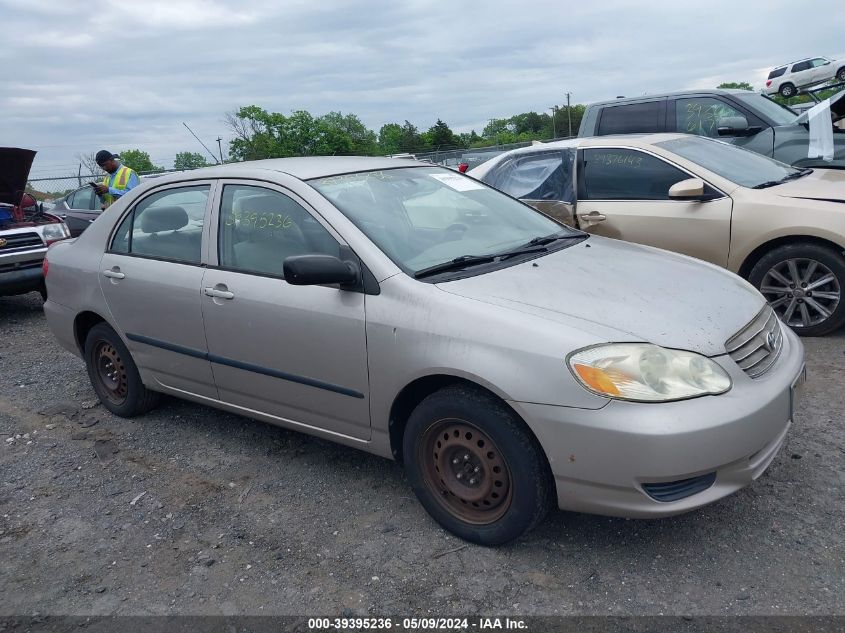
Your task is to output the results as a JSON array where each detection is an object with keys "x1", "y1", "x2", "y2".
[
  {"x1": 110, "y1": 185, "x2": 209, "y2": 264},
  {"x1": 768, "y1": 67, "x2": 786, "y2": 79},
  {"x1": 597, "y1": 101, "x2": 663, "y2": 135},
  {"x1": 484, "y1": 149, "x2": 576, "y2": 203},
  {"x1": 791, "y1": 61, "x2": 811, "y2": 73},
  {"x1": 580, "y1": 148, "x2": 688, "y2": 201}
]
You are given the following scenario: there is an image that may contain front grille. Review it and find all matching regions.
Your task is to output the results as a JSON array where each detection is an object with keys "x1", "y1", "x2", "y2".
[
  {"x1": 0, "y1": 232, "x2": 43, "y2": 252},
  {"x1": 725, "y1": 306, "x2": 783, "y2": 378},
  {"x1": 642, "y1": 472, "x2": 717, "y2": 502}
]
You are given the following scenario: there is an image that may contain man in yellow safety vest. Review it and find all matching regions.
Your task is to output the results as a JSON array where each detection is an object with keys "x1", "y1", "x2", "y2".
[{"x1": 92, "y1": 150, "x2": 140, "y2": 209}]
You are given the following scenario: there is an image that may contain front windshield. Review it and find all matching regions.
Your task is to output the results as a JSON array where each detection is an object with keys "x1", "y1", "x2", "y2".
[
  {"x1": 655, "y1": 136, "x2": 798, "y2": 188},
  {"x1": 310, "y1": 166, "x2": 577, "y2": 275},
  {"x1": 733, "y1": 92, "x2": 798, "y2": 126}
]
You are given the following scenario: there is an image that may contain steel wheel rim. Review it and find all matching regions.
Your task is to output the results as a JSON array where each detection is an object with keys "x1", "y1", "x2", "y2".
[
  {"x1": 782, "y1": 86, "x2": 793, "y2": 97},
  {"x1": 94, "y1": 341, "x2": 128, "y2": 404},
  {"x1": 419, "y1": 419, "x2": 512, "y2": 524},
  {"x1": 759, "y1": 257, "x2": 841, "y2": 328}
]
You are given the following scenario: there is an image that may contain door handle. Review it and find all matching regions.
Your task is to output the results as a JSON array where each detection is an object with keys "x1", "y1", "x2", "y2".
[
  {"x1": 579, "y1": 211, "x2": 607, "y2": 223},
  {"x1": 102, "y1": 268, "x2": 125, "y2": 279},
  {"x1": 203, "y1": 287, "x2": 234, "y2": 300}
]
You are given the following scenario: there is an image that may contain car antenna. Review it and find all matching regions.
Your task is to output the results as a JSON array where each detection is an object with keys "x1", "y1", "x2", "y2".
[{"x1": 182, "y1": 122, "x2": 222, "y2": 165}]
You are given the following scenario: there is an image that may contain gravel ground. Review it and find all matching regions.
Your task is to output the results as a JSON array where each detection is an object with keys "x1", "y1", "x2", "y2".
[{"x1": 1, "y1": 291, "x2": 844, "y2": 617}]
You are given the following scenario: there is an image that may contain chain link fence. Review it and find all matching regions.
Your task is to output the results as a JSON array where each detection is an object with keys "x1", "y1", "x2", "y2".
[{"x1": 26, "y1": 169, "x2": 188, "y2": 203}]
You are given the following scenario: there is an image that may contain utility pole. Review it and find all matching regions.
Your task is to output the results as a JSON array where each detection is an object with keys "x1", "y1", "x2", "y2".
[
  {"x1": 216, "y1": 137, "x2": 224, "y2": 163},
  {"x1": 566, "y1": 92, "x2": 572, "y2": 137},
  {"x1": 182, "y1": 122, "x2": 221, "y2": 165},
  {"x1": 549, "y1": 106, "x2": 558, "y2": 139}
]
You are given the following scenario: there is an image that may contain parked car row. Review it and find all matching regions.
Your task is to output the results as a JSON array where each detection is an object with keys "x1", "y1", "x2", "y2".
[
  {"x1": 470, "y1": 133, "x2": 845, "y2": 336},
  {"x1": 42, "y1": 155, "x2": 806, "y2": 544}
]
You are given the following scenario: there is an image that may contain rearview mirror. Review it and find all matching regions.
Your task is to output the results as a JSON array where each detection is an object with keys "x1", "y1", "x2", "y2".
[
  {"x1": 717, "y1": 115, "x2": 760, "y2": 137},
  {"x1": 283, "y1": 255, "x2": 360, "y2": 287},
  {"x1": 668, "y1": 178, "x2": 706, "y2": 199}
]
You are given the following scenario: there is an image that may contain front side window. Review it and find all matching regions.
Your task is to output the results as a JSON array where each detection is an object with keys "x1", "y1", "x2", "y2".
[
  {"x1": 597, "y1": 102, "x2": 662, "y2": 135},
  {"x1": 580, "y1": 148, "x2": 688, "y2": 201},
  {"x1": 676, "y1": 97, "x2": 744, "y2": 137},
  {"x1": 310, "y1": 167, "x2": 577, "y2": 276},
  {"x1": 811, "y1": 58, "x2": 829, "y2": 68},
  {"x1": 217, "y1": 184, "x2": 340, "y2": 277},
  {"x1": 110, "y1": 185, "x2": 209, "y2": 263},
  {"x1": 484, "y1": 149, "x2": 576, "y2": 203}
]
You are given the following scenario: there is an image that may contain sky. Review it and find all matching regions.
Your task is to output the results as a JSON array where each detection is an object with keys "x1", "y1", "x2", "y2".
[{"x1": 2, "y1": 0, "x2": 844, "y2": 178}]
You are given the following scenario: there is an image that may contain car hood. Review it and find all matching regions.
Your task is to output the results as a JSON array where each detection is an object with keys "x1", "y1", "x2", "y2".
[
  {"x1": 772, "y1": 168, "x2": 845, "y2": 202},
  {"x1": 0, "y1": 147, "x2": 36, "y2": 206},
  {"x1": 436, "y1": 237, "x2": 765, "y2": 357}
]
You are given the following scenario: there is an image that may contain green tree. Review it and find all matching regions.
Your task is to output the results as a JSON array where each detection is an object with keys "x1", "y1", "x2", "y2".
[
  {"x1": 426, "y1": 119, "x2": 456, "y2": 149},
  {"x1": 378, "y1": 123, "x2": 404, "y2": 154},
  {"x1": 174, "y1": 152, "x2": 209, "y2": 170},
  {"x1": 399, "y1": 120, "x2": 424, "y2": 153},
  {"x1": 717, "y1": 81, "x2": 754, "y2": 91},
  {"x1": 118, "y1": 149, "x2": 163, "y2": 173}
]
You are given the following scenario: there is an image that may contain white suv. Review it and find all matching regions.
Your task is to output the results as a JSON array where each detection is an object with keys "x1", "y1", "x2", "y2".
[{"x1": 765, "y1": 56, "x2": 845, "y2": 98}]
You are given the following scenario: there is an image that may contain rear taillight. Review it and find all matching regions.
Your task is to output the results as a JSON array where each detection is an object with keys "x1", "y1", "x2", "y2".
[
  {"x1": 458, "y1": 163, "x2": 469, "y2": 173},
  {"x1": 42, "y1": 255, "x2": 48, "y2": 278},
  {"x1": 766, "y1": 80, "x2": 772, "y2": 87}
]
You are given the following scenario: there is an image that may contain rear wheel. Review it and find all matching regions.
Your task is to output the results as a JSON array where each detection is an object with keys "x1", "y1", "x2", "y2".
[
  {"x1": 779, "y1": 83, "x2": 796, "y2": 98},
  {"x1": 749, "y1": 243, "x2": 845, "y2": 336},
  {"x1": 403, "y1": 385, "x2": 554, "y2": 545},
  {"x1": 84, "y1": 323, "x2": 160, "y2": 416}
]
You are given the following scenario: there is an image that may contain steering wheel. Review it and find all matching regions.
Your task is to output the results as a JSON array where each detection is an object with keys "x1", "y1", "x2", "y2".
[{"x1": 445, "y1": 223, "x2": 469, "y2": 240}]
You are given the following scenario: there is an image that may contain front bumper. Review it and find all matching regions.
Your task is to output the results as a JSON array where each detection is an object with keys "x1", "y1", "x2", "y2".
[
  {"x1": 0, "y1": 261, "x2": 44, "y2": 296},
  {"x1": 511, "y1": 325, "x2": 806, "y2": 518}
]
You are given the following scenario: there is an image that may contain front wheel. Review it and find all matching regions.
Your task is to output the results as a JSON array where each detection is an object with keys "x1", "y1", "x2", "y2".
[
  {"x1": 84, "y1": 323, "x2": 160, "y2": 416},
  {"x1": 749, "y1": 243, "x2": 845, "y2": 336},
  {"x1": 837, "y1": 67, "x2": 845, "y2": 82},
  {"x1": 403, "y1": 385, "x2": 554, "y2": 545}
]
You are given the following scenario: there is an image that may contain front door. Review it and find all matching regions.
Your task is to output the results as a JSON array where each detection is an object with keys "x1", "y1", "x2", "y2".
[
  {"x1": 99, "y1": 182, "x2": 217, "y2": 398},
  {"x1": 201, "y1": 181, "x2": 371, "y2": 440},
  {"x1": 576, "y1": 147, "x2": 732, "y2": 267}
]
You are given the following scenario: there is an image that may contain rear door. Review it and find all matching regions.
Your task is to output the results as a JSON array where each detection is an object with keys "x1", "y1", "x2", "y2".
[
  {"x1": 201, "y1": 180, "x2": 371, "y2": 440},
  {"x1": 790, "y1": 60, "x2": 813, "y2": 88},
  {"x1": 99, "y1": 182, "x2": 218, "y2": 398},
  {"x1": 480, "y1": 149, "x2": 577, "y2": 226},
  {"x1": 575, "y1": 146, "x2": 732, "y2": 266}
]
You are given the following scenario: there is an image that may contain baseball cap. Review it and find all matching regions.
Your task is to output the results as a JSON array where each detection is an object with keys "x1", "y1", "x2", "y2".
[{"x1": 95, "y1": 150, "x2": 117, "y2": 165}]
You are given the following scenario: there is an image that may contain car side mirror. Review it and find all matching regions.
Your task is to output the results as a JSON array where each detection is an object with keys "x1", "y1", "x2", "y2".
[
  {"x1": 668, "y1": 178, "x2": 706, "y2": 199},
  {"x1": 283, "y1": 254, "x2": 361, "y2": 288},
  {"x1": 717, "y1": 115, "x2": 760, "y2": 137}
]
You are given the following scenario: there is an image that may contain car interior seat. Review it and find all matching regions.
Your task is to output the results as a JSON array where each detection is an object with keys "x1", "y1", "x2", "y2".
[{"x1": 134, "y1": 205, "x2": 200, "y2": 261}]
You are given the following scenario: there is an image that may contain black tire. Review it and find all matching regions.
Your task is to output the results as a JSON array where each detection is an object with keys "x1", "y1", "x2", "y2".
[
  {"x1": 748, "y1": 243, "x2": 845, "y2": 337},
  {"x1": 837, "y1": 67, "x2": 845, "y2": 82},
  {"x1": 779, "y1": 83, "x2": 796, "y2": 98},
  {"x1": 84, "y1": 323, "x2": 160, "y2": 416},
  {"x1": 403, "y1": 385, "x2": 554, "y2": 545}
]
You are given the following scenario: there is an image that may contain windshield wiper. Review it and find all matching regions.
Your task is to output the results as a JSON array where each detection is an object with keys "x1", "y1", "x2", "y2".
[
  {"x1": 414, "y1": 254, "x2": 496, "y2": 279},
  {"x1": 752, "y1": 168, "x2": 813, "y2": 189}
]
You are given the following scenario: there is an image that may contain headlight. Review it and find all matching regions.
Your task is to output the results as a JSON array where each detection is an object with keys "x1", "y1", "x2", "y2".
[
  {"x1": 42, "y1": 222, "x2": 70, "y2": 244},
  {"x1": 568, "y1": 343, "x2": 731, "y2": 402}
]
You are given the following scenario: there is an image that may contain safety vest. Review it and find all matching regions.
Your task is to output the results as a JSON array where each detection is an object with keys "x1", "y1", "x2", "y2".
[{"x1": 101, "y1": 165, "x2": 134, "y2": 208}]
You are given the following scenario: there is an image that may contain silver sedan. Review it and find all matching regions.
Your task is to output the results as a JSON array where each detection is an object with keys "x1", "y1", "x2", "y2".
[{"x1": 43, "y1": 157, "x2": 806, "y2": 544}]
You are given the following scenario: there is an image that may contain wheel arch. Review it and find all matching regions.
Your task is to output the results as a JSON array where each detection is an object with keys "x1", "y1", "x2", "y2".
[
  {"x1": 73, "y1": 311, "x2": 108, "y2": 354},
  {"x1": 738, "y1": 235, "x2": 845, "y2": 279},
  {"x1": 388, "y1": 374, "x2": 555, "y2": 479}
]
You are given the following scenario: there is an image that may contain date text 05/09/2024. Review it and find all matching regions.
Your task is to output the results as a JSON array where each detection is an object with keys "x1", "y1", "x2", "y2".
[{"x1": 307, "y1": 617, "x2": 528, "y2": 630}]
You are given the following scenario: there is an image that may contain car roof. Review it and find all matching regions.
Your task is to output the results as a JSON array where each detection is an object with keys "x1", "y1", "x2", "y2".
[
  {"x1": 484, "y1": 133, "x2": 695, "y2": 157},
  {"x1": 775, "y1": 55, "x2": 828, "y2": 69},
  {"x1": 586, "y1": 88, "x2": 760, "y2": 108},
  {"x1": 142, "y1": 156, "x2": 424, "y2": 187}
]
